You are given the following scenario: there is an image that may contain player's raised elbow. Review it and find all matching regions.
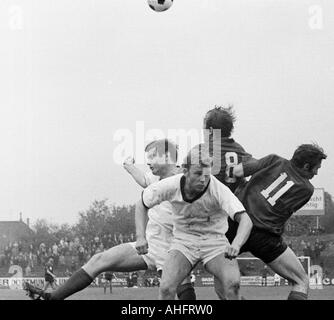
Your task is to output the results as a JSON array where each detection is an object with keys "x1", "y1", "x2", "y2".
[
  {"x1": 243, "y1": 213, "x2": 253, "y2": 229},
  {"x1": 234, "y1": 211, "x2": 252, "y2": 225},
  {"x1": 236, "y1": 212, "x2": 253, "y2": 233}
]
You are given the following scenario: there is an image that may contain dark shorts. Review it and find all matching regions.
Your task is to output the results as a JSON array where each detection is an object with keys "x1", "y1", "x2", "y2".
[
  {"x1": 226, "y1": 218, "x2": 288, "y2": 264},
  {"x1": 45, "y1": 276, "x2": 54, "y2": 283}
]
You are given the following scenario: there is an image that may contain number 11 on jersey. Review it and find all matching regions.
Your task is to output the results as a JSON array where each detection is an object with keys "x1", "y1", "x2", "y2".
[{"x1": 260, "y1": 173, "x2": 295, "y2": 206}]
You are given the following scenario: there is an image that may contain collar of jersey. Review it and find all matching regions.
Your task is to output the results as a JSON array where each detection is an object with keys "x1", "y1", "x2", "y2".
[{"x1": 180, "y1": 175, "x2": 211, "y2": 203}]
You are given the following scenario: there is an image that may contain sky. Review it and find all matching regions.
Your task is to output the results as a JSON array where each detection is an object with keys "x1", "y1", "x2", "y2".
[{"x1": 0, "y1": 0, "x2": 333, "y2": 225}]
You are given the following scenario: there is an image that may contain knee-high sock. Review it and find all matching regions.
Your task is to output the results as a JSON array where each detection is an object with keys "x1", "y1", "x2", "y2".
[
  {"x1": 287, "y1": 291, "x2": 308, "y2": 300},
  {"x1": 176, "y1": 283, "x2": 196, "y2": 300},
  {"x1": 48, "y1": 268, "x2": 94, "y2": 300}
]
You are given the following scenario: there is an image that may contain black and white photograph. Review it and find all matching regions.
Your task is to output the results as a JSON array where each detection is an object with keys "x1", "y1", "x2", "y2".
[{"x1": 1, "y1": 0, "x2": 334, "y2": 306}]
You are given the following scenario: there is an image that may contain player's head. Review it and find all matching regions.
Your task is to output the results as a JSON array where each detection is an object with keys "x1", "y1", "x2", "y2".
[
  {"x1": 182, "y1": 144, "x2": 212, "y2": 193},
  {"x1": 203, "y1": 105, "x2": 236, "y2": 138},
  {"x1": 145, "y1": 139, "x2": 178, "y2": 175},
  {"x1": 291, "y1": 143, "x2": 327, "y2": 179},
  {"x1": 48, "y1": 257, "x2": 54, "y2": 265}
]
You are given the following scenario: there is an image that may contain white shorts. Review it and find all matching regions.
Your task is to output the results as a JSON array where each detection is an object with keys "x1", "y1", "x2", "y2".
[
  {"x1": 130, "y1": 219, "x2": 173, "y2": 271},
  {"x1": 169, "y1": 236, "x2": 229, "y2": 267}
]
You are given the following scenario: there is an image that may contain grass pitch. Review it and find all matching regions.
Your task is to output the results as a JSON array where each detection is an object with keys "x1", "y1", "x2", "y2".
[{"x1": 0, "y1": 286, "x2": 333, "y2": 300}]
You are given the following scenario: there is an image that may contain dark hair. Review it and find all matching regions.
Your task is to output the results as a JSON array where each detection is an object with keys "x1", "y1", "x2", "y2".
[
  {"x1": 291, "y1": 143, "x2": 327, "y2": 170},
  {"x1": 145, "y1": 139, "x2": 178, "y2": 163},
  {"x1": 203, "y1": 105, "x2": 236, "y2": 137}
]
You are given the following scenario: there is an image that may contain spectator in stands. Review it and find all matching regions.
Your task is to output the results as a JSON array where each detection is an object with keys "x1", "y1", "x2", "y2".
[
  {"x1": 113, "y1": 234, "x2": 118, "y2": 245},
  {"x1": 65, "y1": 268, "x2": 72, "y2": 277},
  {"x1": 129, "y1": 233, "x2": 135, "y2": 242},
  {"x1": 4, "y1": 245, "x2": 11, "y2": 265},
  {"x1": 73, "y1": 237, "x2": 80, "y2": 250},
  {"x1": 70, "y1": 257, "x2": 77, "y2": 274},
  {"x1": 59, "y1": 253, "x2": 65, "y2": 267},
  {"x1": 0, "y1": 253, "x2": 5, "y2": 267},
  {"x1": 52, "y1": 243, "x2": 58, "y2": 256},
  {"x1": 78, "y1": 246, "x2": 85, "y2": 266},
  {"x1": 25, "y1": 262, "x2": 32, "y2": 277},
  {"x1": 304, "y1": 242, "x2": 311, "y2": 257},
  {"x1": 12, "y1": 242, "x2": 19, "y2": 257},
  {"x1": 132, "y1": 271, "x2": 138, "y2": 288},
  {"x1": 28, "y1": 251, "x2": 34, "y2": 270},
  {"x1": 107, "y1": 234, "x2": 114, "y2": 248},
  {"x1": 152, "y1": 275, "x2": 160, "y2": 287},
  {"x1": 144, "y1": 277, "x2": 151, "y2": 287},
  {"x1": 68, "y1": 240, "x2": 74, "y2": 254}
]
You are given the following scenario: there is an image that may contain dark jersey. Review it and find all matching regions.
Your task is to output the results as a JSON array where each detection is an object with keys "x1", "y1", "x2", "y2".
[
  {"x1": 45, "y1": 264, "x2": 54, "y2": 281},
  {"x1": 105, "y1": 272, "x2": 113, "y2": 281},
  {"x1": 237, "y1": 154, "x2": 314, "y2": 235},
  {"x1": 206, "y1": 137, "x2": 252, "y2": 192}
]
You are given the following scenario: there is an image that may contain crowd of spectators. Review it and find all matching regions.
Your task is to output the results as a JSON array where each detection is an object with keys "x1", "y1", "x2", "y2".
[
  {"x1": 1, "y1": 232, "x2": 333, "y2": 278},
  {"x1": 285, "y1": 238, "x2": 328, "y2": 265},
  {"x1": 0, "y1": 233, "x2": 136, "y2": 277}
]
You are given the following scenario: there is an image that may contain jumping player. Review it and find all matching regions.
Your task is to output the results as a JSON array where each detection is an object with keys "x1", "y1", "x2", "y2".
[
  {"x1": 23, "y1": 139, "x2": 194, "y2": 300},
  {"x1": 226, "y1": 143, "x2": 327, "y2": 300},
  {"x1": 203, "y1": 105, "x2": 253, "y2": 297},
  {"x1": 136, "y1": 144, "x2": 253, "y2": 300},
  {"x1": 203, "y1": 105, "x2": 252, "y2": 192}
]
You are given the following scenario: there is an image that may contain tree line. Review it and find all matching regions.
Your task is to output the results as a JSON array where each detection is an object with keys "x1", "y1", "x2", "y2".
[{"x1": 24, "y1": 190, "x2": 334, "y2": 246}]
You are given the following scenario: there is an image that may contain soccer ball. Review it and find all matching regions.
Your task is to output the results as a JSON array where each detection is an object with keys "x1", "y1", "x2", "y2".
[{"x1": 148, "y1": 0, "x2": 173, "y2": 12}]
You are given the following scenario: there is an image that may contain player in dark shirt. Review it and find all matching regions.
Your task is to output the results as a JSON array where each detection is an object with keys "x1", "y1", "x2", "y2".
[
  {"x1": 203, "y1": 106, "x2": 253, "y2": 299},
  {"x1": 261, "y1": 265, "x2": 269, "y2": 286},
  {"x1": 43, "y1": 258, "x2": 57, "y2": 292},
  {"x1": 203, "y1": 105, "x2": 252, "y2": 193},
  {"x1": 103, "y1": 271, "x2": 113, "y2": 294},
  {"x1": 226, "y1": 143, "x2": 327, "y2": 300}
]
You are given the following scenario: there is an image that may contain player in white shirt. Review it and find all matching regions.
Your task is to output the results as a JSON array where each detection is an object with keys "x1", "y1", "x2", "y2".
[
  {"x1": 274, "y1": 273, "x2": 281, "y2": 286},
  {"x1": 24, "y1": 139, "x2": 193, "y2": 300},
  {"x1": 136, "y1": 144, "x2": 253, "y2": 300}
]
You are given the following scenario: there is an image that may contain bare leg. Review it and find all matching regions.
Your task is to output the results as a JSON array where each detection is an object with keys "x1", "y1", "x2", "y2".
[
  {"x1": 268, "y1": 247, "x2": 309, "y2": 297},
  {"x1": 47, "y1": 243, "x2": 147, "y2": 300},
  {"x1": 205, "y1": 253, "x2": 240, "y2": 300},
  {"x1": 159, "y1": 250, "x2": 192, "y2": 300},
  {"x1": 83, "y1": 243, "x2": 148, "y2": 277}
]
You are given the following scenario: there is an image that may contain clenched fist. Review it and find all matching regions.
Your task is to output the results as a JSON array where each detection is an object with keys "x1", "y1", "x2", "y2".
[
  {"x1": 224, "y1": 244, "x2": 240, "y2": 260},
  {"x1": 136, "y1": 237, "x2": 148, "y2": 255},
  {"x1": 123, "y1": 156, "x2": 135, "y2": 166}
]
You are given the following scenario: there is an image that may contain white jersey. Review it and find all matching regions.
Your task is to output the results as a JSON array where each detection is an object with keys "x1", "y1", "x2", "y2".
[
  {"x1": 144, "y1": 172, "x2": 174, "y2": 232},
  {"x1": 142, "y1": 173, "x2": 246, "y2": 241},
  {"x1": 131, "y1": 171, "x2": 176, "y2": 270}
]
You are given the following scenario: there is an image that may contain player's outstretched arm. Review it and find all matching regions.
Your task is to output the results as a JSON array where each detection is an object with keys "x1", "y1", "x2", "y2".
[
  {"x1": 233, "y1": 154, "x2": 280, "y2": 178},
  {"x1": 123, "y1": 156, "x2": 148, "y2": 188},
  {"x1": 225, "y1": 212, "x2": 253, "y2": 259},
  {"x1": 135, "y1": 200, "x2": 149, "y2": 255}
]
